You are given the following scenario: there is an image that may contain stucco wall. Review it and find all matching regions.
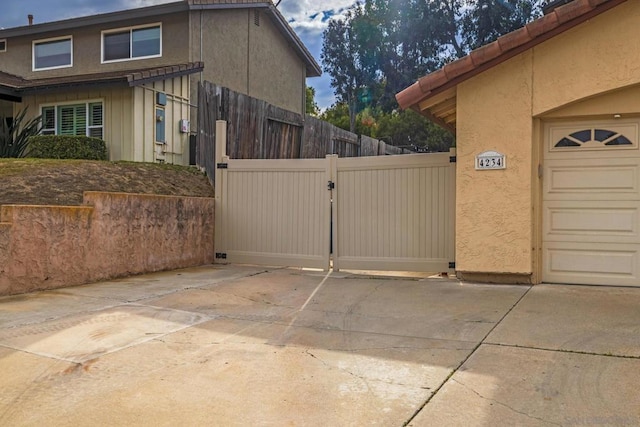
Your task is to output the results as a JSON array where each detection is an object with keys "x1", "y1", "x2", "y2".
[
  {"x1": 454, "y1": 1, "x2": 640, "y2": 281},
  {"x1": 0, "y1": 192, "x2": 215, "y2": 296},
  {"x1": 532, "y1": 1, "x2": 640, "y2": 117},
  {"x1": 189, "y1": 9, "x2": 306, "y2": 115},
  {"x1": 247, "y1": 11, "x2": 305, "y2": 115},
  {"x1": 456, "y1": 51, "x2": 534, "y2": 276},
  {"x1": 542, "y1": 84, "x2": 640, "y2": 119},
  {"x1": 1, "y1": 13, "x2": 190, "y2": 79}
]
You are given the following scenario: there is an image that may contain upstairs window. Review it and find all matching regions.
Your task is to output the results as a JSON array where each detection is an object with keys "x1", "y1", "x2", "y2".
[
  {"x1": 0, "y1": 39, "x2": 6, "y2": 52},
  {"x1": 102, "y1": 24, "x2": 161, "y2": 63},
  {"x1": 41, "y1": 102, "x2": 104, "y2": 139},
  {"x1": 33, "y1": 36, "x2": 72, "y2": 70}
]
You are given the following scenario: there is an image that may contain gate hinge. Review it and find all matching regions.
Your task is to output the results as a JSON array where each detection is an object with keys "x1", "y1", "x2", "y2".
[
  {"x1": 215, "y1": 253, "x2": 227, "y2": 259},
  {"x1": 449, "y1": 262, "x2": 456, "y2": 269},
  {"x1": 449, "y1": 156, "x2": 457, "y2": 163},
  {"x1": 327, "y1": 181, "x2": 335, "y2": 190},
  {"x1": 217, "y1": 163, "x2": 228, "y2": 169},
  {"x1": 538, "y1": 164, "x2": 543, "y2": 178}
]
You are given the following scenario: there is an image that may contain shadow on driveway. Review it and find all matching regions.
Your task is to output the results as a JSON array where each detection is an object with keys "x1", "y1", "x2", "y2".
[{"x1": 0, "y1": 265, "x2": 638, "y2": 426}]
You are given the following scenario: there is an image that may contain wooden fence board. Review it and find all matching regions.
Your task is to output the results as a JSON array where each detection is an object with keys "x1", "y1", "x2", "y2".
[{"x1": 196, "y1": 81, "x2": 412, "y2": 169}]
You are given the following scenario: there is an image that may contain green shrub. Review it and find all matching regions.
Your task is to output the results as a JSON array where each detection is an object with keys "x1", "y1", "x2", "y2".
[{"x1": 28, "y1": 135, "x2": 108, "y2": 160}]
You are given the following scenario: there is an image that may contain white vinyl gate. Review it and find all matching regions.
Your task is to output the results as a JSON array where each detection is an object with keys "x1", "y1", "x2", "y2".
[{"x1": 214, "y1": 121, "x2": 455, "y2": 272}]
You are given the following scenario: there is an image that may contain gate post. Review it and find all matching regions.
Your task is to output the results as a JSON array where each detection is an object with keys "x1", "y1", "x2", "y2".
[
  {"x1": 214, "y1": 120, "x2": 228, "y2": 264},
  {"x1": 448, "y1": 147, "x2": 457, "y2": 274},
  {"x1": 327, "y1": 154, "x2": 339, "y2": 272}
]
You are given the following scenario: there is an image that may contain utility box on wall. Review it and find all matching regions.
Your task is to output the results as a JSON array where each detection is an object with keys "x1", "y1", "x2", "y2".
[
  {"x1": 180, "y1": 119, "x2": 190, "y2": 133},
  {"x1": 156, "y1": 108, "x2": 166, "y2": 143}
]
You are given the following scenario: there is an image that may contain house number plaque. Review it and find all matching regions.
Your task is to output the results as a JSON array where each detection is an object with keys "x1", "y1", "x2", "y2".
[{"x1": 475, "y1": 151, "x2": 506, "y2": 170}]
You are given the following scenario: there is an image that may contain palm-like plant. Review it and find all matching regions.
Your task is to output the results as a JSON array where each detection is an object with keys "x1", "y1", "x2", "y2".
[{"x1": 0, "y1": 108, "x2": 43, "y2": 158}]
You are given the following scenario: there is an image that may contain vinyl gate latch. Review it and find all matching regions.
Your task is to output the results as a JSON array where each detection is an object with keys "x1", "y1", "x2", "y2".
[
  {"x1": 215, "y1": 253, "x2": 227, "y2": 259},
  {"x1": 327, "y1": 181, "x2": 335, "y2": 190}
]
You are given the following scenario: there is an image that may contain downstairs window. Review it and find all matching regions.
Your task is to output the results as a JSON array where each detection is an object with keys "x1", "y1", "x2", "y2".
[{"x1": 41, "y1": 102, "x2": 104, "y2": 139}]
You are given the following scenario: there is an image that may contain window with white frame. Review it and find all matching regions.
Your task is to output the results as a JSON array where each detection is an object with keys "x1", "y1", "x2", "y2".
[
  {"x1": 41, "y1": 102, "x2": 104, "y2": 139},
  {"x1": 33, "y1": 36, "x2": 72, "y2": 70},
  {"x1": 0, "y1": 39, "x2": 6, "y2": 52},
  {"x1": 102, "y1": 24, "x2": 161, "y2": 63}
]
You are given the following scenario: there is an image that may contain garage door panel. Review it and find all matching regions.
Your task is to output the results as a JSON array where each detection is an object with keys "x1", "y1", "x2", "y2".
[
  {"x1": 544, "y1": 242, "x2": 639, "y2": 286},
  {"x1": 545, "y1": 163, "x2": 640, "y2": 200},
  {"x1": 544, "y1": 202, "x2": 638, "y2": 243}
]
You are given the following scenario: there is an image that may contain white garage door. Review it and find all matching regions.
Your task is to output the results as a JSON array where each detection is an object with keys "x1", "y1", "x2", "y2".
[{"x1": 543, "y1": 119, "x2": 640, "y2": 286}]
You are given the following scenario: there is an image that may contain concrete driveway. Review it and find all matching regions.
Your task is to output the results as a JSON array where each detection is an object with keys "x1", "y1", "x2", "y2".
[{"x1": 0, "y1": 265, "x2": 638, "y2": 426}]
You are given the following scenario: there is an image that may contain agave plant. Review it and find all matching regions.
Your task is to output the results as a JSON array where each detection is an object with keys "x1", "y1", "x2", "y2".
[{"x1": 0, "y1": 108, "x2": 43, "y2": 158}]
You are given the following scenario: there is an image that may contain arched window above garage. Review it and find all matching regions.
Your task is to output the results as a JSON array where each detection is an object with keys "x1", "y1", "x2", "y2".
[
  {"x1": 548, "y1": 120, "x2": 639, "y2": 153},
  {"x1": 555, "y1": 128, "x2": 633, "y2": 148}
]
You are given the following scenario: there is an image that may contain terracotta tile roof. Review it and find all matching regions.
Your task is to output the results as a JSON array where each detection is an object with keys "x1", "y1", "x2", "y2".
[
  {"x1": 395, "y1": 0, "x2": 628, "y2": 132},
  {"x1": 0, "y1": 62, "x2": 204, "y2": 98}
]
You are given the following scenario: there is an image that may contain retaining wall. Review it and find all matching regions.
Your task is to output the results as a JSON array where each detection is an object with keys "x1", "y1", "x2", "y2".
[{"x1": 0, "y1": 192, "x2": 215, "y2": 296}]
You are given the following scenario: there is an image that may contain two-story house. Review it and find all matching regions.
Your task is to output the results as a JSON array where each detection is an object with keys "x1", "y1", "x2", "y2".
[{"x1": 0, "y1": 0, "x2": 321, "y2": 165}]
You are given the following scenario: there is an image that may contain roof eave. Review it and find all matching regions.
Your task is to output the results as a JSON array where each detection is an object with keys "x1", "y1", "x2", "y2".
[
  {"x1": 8, "y1": 62, "x2": 204, "y2": 95},
  {"x1": 0, "y1": 87, "x2": 22, "y2": 102},
  {"x1": 127, "y1": 62, "x2": 205, "y2": 86}
]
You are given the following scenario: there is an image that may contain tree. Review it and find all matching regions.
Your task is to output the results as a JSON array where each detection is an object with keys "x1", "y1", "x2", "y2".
[
  {"x1": 376, "y1": 110, "x2": 454, "y2": 152},
  {"x1": 320, "y1": 0, "x2": 542, "y2": 148},
  {"x1": 322, "y1": 0, "x2": 543, "y2": 118},
  {"x1": 321, "y1": 5, "x2": 380, "y2": 132},
  {"x1": 319, "y1": 102, "x2": 351, "y2": 131},
  {"x1": 0, "y1": 108, "x2": 42, "y2": 158},
  {"x1": 462, "y1": 0, "x2": 544, "y2": 51},
  {"x1": 306, "y1": 86, "x2": 320, "y2": 116}
]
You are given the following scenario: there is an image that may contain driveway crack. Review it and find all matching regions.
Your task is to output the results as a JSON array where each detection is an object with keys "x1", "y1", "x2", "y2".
[
  {"x1": 403, "y1": 285, "x2": 534, "y2": 426},
  {"x1": 451, "y1": 378, "x2": 562, "y2": 426}
]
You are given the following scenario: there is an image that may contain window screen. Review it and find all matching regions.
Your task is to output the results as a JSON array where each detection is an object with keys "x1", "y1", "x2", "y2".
[
  {"x1": 103, "y1": 24, "x2": 161, "y2": 62},
  {"x1": 34, "y1": 38, "x2": 72, "y2": 70}
]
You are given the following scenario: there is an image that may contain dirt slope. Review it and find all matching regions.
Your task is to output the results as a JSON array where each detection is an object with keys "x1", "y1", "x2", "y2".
[{"x1": 0, "y1": 159, "x2": 215, "y2": 206}]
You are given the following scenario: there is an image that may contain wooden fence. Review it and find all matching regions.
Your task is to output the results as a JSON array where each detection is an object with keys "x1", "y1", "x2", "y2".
[{"x1": 196, "y1": 81, "x2": 412, "y2": 180}]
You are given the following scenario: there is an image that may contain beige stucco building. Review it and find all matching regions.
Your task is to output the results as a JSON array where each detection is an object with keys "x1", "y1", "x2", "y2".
[
  {"x1": 397, "y1": 0, "x2": 640, "y2": 286},
  {"x1": 0, "y1": 0, "x2": 320, "y2": 165}
]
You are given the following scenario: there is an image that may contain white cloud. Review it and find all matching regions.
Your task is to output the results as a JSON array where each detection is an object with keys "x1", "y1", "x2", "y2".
[
  {"x1": 275, "y1": 0, "x2": 358, "y2": 109},
  {"x1": 279, "y1": 0, "x2": 355, "y2": 32}
]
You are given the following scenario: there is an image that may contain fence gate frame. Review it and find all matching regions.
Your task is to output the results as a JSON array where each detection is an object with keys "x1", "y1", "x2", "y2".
[{"x1": 214, "y1": 120, "x2": 456, "y2": 273}]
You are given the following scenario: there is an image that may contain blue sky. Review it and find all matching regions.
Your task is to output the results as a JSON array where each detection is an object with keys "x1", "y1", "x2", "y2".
[{"x1": 0, "y1": 0, "x2": 358, "y2": 109}]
